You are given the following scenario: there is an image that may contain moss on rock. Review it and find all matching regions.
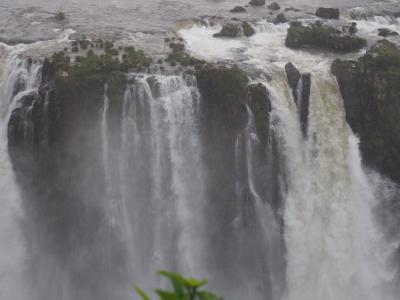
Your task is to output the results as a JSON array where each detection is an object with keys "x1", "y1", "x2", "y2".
[
  {"x1": 196, "y1": 64, "x2": 249, "y2": 130},
  {"x1": 286, "y1": 21, "x2": 367, "y2": 52},
  {"x1": 332, "y1": 40, "x2": 400, "y2": 182},
  {"x1": 248, "y1": 83, "x2": 271, "y2": 149}
]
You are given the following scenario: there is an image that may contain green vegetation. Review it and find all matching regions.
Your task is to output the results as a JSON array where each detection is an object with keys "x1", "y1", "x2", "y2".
[
  {"x1": 54, "y1": 11, "x2": 66, "y2": 21},
  {"x1": 360, "y1": 39, "x2": 400, "y2": 70},
  {"x1": 331, "y1": 40, "x2": 400, "y2": 182},
  {"x1": 165, "y1": 42, "x2": 206, "y2": 67},
  {"x1": 135, "y1": 271, "x2": 223, "y2": 300},
  {"x1": 286, "y1": 21, "x2": 367, "y2": 52},
  {"x1": 196, "y1": 64, "x2": 248, "y2": 130}
]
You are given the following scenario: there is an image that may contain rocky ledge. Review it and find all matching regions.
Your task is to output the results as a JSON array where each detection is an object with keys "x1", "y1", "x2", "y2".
[
  {"x1": 332, "y1": 40, "x2": 400, "y2": 182},
  {"x1": 286, "y1": 21, "x2": 367, "y2": 52}
]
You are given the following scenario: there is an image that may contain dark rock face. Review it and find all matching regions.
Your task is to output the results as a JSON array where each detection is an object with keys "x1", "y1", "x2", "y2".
[
  {"x1": 332, "y1": 40, "x2": 400, "y2": 183},
  {"x1": 285, "y1": 62, "x2": 301, "y2": 94},
  {"x1": 274, "y1": 13, "x2": 287, "y2": 24},
  {"x1": 195, "y1": 64, "x2": 250, "y2": 290},
  {"x1": 8, "y1": 59, "x2": 129, "y2": 300},
  {"x1": 378, "y1": 28, "x2": 399, "y2": 37},
  {"x1": 213, "y1": 23, "x2": 241, "y2": 38},
  {"x1": 316, "y1": 7, "x2": 340, "y2": 19},
  {"x1": 248, "y1": 83, "x2": 272, "y2": 148},
  {"x1": 286, "y1": 22, "x2": 367, "y2": 52},
  {"x1": 230, "y1": 6, "x2": 247, "y2": 13},
  {"x1": 284, "y1": 63, "x2": 311, "y2": 137},
  {"x1": 349, "y1": 22, "x2": 358, "y2": 35},
  {"x1": 267, "y1": 2, "x2": 281, "y2": 11},
  {"x1": 249, "y1": 0, "x2": 265, "y2": 6},
  {"x1": 299, "y1": 73, "x2": 311, "y2": 137},
  {"x1": 242, "y1": 21, "x2": 256, "y2": 37}
]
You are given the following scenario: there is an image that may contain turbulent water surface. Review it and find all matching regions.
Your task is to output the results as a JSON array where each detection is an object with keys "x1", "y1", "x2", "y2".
[{"x1": 1, "y1": 0, "x2": 400, "y2": 300}]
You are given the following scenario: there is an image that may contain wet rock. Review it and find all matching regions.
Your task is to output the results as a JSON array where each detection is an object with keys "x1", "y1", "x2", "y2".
[
  {"x1": 378, "y1": 28, "x2": 399, "y2": 37},
  {"x1": 300, "y1": 73, "x2": 311, "y2": 137},
  {"x1": 213, "y1": 23, "x2": 241, "y2": 38},
  {"x1": 285, "y1": 7, "x2": 299, "y2": 12},
  {"x1": 242, "y1": 21, "x2": 256, "y2": 37},
  {"x1": 285, "y1": 21, "x2": 367, "y2": 52},
  {"x1": 267, "y1": 2, "x2": 280, "y2": 11},
  {"x1": 248, "y1": 83, "x2": 271, "y2": 148},
  {"x1": 196, "y1": 64, "x2": 248, "y2": 131},
  {"x1": 285, "y1": 62, "x2": 301, "y2": 93},
  {"x1": 332, "y1": 40, "x2": 400, "y2": 182},
  {"x1": 274, "y1": 13, "x2": 287, "y2": 24},
  {"x1": 284, "y1": 63, "x2": 310, "y2": 136},
  {"x1": 349, "y1": 22, "x2": 358, "y2": 35},
  {"x1": 316, "y1": 7, "x2": 340, "y2": 19},
  {"x1": 249, "y1": 0, "x2": 265, "y2": 6},
  {"x1": 230, "y1": 6, "x2": 247, "y2": 13}
]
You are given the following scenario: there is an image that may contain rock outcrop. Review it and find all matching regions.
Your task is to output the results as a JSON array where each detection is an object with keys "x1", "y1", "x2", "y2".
[
  {"x1": 274, "y1": 13, "x2": 287, "y2": 24},
  {"x1": 316, "y1": 7, "x2": 340, "y2": 19},
  {"x1": 378, "y1": 28, "x2": 399, "y2": 37},
  {"x1": 332, "y1": 40, "x2": 400, "y2": 182},
  {"x1": 284, "y1": 63, "x2": 311, "y2": 137},
  {"x1": 267, "y1": 2, "x2": 280, "y2": 11},
  {"x1": 285, "y1": 21, "x2": 367, "y2": 52},
  {"x1": 249, "y1": 0, "x2": 265, "y2": 6},
  {"x1": 230, "y1": 6, "x2": 247, "y2": 13},
  {"x1": 213, "y1": 23, "x2": 241, "y2": 38},
  {"x1": 242, "y1": 21, "x2": 256, "y2": 37}
]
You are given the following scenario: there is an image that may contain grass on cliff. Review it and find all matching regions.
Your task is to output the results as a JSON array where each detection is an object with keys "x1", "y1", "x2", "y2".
[{"x1": 135, "y1": 271, "x2": 223, "y2": 300}]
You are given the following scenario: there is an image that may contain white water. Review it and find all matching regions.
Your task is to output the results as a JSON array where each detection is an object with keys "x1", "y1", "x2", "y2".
[
  {"x1": 179, "y1": 19, "x2": 400, "y2": 299},
  {"x1": 266, "y1": 74, "x2": 397, "y2": 300},
  {"x1": 108, "y1": 74, "x2": 207, "y2": 286},
  {"x1": 0, "y1": 45, "x2": 42, "y2": 300}
]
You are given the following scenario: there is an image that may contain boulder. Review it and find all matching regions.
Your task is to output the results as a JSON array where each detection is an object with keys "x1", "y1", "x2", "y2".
[
  {"x1": 378, "y1": 28, "x2": 399, "y2": 37},
  {"x1": 213, "y1": 23, "x2": 241, "y2": 38},
  {"x1": 230, "y1": 6, "x2": 247, "y2": 13},
  {"x1": 316, "y1": 7, "x2": 340, "y2": 19},
  {"x1": 267, "y1": 2, "x2": 280, "y2": 11},
  {"x1": 285, "y1": 22, "x2": 367, "y2": 52},
  {"x1": 242, "y1": 21, "x2": 256, "y2": 37},
  {"x1": 274, "y1": 13, "x2": 287, "y2": 24},
  {"x1": 249, "y1": 0, "x2": 265, "y2": 6},
  {"x1": 285, "y1": 62, "x2": 301, "y2": 92}
]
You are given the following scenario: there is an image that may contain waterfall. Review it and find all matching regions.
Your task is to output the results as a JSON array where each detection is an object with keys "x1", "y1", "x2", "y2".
[
  {"x1": 103, "y1": 73, "x2": 207, "y2": 287},
  {"x1": 0, "y1": 45, "x2": 42, "y2": 300},
  {"x1": 265, "y1": 73, "x2": 398, "y2": 300},
  {"x1": 243, "y1": 105, "x2": 285, "y2": 299}
]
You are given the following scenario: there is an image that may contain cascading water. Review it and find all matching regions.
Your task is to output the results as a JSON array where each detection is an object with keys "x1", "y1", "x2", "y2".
[
  {"x1": 266, "y1": 73, "x2": 398, "y2": 300},
  {"x1": 0, "y1": 44, "x2": 42, "y2": 300},
  {"x1": 0, "y1": 10, "x2": 399, "y2": 299},
  {"x1": 102, "y1": 73, "x2": 208, "y2": 288}
]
